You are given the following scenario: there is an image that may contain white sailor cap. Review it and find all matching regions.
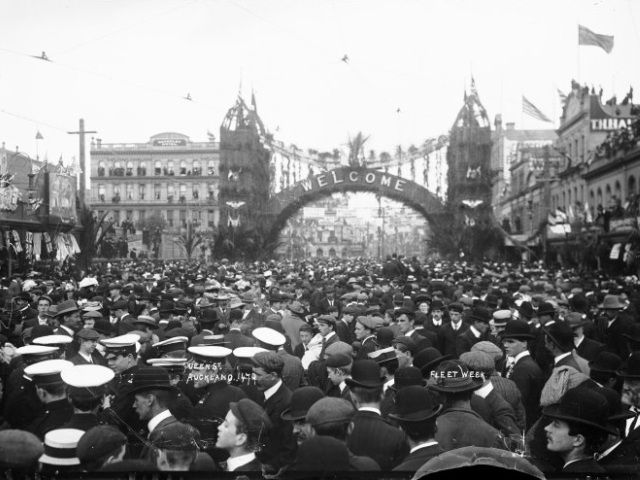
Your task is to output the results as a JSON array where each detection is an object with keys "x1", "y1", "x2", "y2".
[
  {"x1": 252, "y1": 327, "x2": 285, "y2": 347},
  {"x1": 492, "y1": 310, "x2": 512, "y2": 324},
  {"x1": 153, "y1": 336, "x2": 188, "y2": 354},
  {"x1": 147, "y1": 357, "x2": 187, "y2": 371},
  {"x1": 100, "y1": 333, "x2": 141, "y2": 356},
  {"x1": 188, "y1": 346, "x2": 232, "y2": 364},
  {"x1": 33, "y1": 335, "x2": 73, "y2": 347},
  {"x1": 16, "y1": 344, "x2": 59, "y2": 360},
  {"x1": 233, "y1": 346, "x2": 268, "y2": 359},
  {"x1": 61, "y1": 364, "x2": 114, "y2": 400},
  {"x1": 24, "y1": 359, "x2": 73, "y2": 386}
]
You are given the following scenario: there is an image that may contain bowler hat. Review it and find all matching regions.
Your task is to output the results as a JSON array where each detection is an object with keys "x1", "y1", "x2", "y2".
[
  {"x1": 281, "y1": 386, "x2": 325, "y2": 421},
  {"x1": 617, "y1": 351, "x2": 640, "y2": 379},
  {"x1": 391, "y1": 366, "x2": 426, "y2": 391},
  {"x1": 599, "y1": 294, "x2": 626, "y2": 310},
  {"x1": 536, "y1": 302, "x2": 556, "y2": 317},
  {"x1": 542, "y1": 321, "x2": 575, "y2": 350},
  {"x1": 413, "y1": 347, "x2": 452, "y2": 375},
  {"x1": 388, "y1": 385, "x2": 442, "y2": 422},
  {"x1": 468, "y1": 306, "x2": 491, "y2": 324},
  {"x1": 564, "y1": 312, "x2": 588, "y2": 329},
  {"x1": 542, "y1": 387, "x2": 616, "y2": 434},
  {"x1": 128, "y1": 366, "x2": 176, "y2": 394},
  {"x1": 501, "y1": 320, "x2": 534, "y2": 340},
  {"x1": 345, "y1": 359, "x2": 383, "y2": 389},
  {"x1": 518, "y1": 301, "x2": 534, "y2": 319},
  {"x1": 590, "y1": 351, "x2": 623, "y2": 375},
  {"x1": 428, "y1": 360, "x2": 483, "y2": 394}
]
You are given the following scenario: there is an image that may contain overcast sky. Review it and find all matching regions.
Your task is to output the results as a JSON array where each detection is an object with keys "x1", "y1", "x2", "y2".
[{"x1": 1, "y1": 0, "x2": 638, "y2": 165}]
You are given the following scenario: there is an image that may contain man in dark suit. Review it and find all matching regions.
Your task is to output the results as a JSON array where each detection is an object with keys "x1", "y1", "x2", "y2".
[
  {"x1": 595, "y1": 295, "x2": 633, "y2": 359},
  {"x1": 389, "y1": 386, "x2": 444, "y2": 471},
  {"x1": 68, "y1": 328, "x2": 108, "y2": 366},
  {"x1": 455, "y1": 307, "x2": 493, "y2": 356},
  {"x1": 437, "y1": 302, "x2": 468, "y2": 357},
  {"x1": 345, "y1": 360, "x2": 409, "y2": 470},
  {"x1": 316, "y1": 315, "x2": 341, "y2": 361},
  {"x1": 325, "y1": 353, "x2": 353, "y2": 402},
  {"x1": 224, "y1": 318, "x2": 255, "y2": 351},
  {"x1": 396, "y1": 307, "x2": 433, "y2": 348},
  {"x1": 502, "y1": 320, "x2": 545, "y2": 431},
  {"x1": 293, "y1": 324, "x2": 314, "y2": 359},
  {"x1": 567, "y1": 312, "x2": 605, "y2": 362},
  {"x1": 251, "y1": 351, "x2": 296, "y2": 473},
  {"x1": 315, "y1": 286, "x2": 341, "y2": 316}
]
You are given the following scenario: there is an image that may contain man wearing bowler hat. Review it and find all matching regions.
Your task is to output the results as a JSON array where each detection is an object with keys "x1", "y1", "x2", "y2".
[
  {"x1": 543, "y1": 387, "x2": 612, "y2": 473},
  {"x1": 429, "y1": 360, "x2": 504, "y2": 451},
  {"x1": 389, "y1": 385, "x2": 444, "y2": 471},
  {"x1": 566, "y1": 312, "x2": 605, "y2": 363},
  {"x1": 502, "y1": 319, "x2": 545, "y2": 430},
  {"x1": 596, "y1": 294, "x2": 633, "y2": 359},
  {"x1": 345, "y1": 359, "x2": 409, "y2": 470},
  {"x1": 455, "y1": 306, "x2": 494, "y2": 355}
]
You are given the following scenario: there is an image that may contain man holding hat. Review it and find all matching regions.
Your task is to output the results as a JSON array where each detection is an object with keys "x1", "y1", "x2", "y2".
[
  {"x1": 69, "y1": 328, "x2": 107, "y2": 366},
  {"x1": 388, "y1": 385, "x2": 444, "y2": 471},
  {"x1": 216, "y1": 398, "x2": 272, "y2": 471},
  {"x1": 345, "y1": 359, "x2": 409, "y2": 470}
]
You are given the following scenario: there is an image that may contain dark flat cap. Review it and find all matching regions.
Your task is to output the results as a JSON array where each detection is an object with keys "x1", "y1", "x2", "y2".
[{"x1": 77, "y1": 426, "x2": 126, "y2": 465}]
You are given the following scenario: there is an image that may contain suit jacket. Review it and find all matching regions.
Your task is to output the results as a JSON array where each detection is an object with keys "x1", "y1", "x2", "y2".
[
  {"x1": 563, "y1": 457, "x2": 606, "y2": 474},
  {"x1": 318, "y1": 333, "x2": 340, "y2": 360},
  {"x1": 316, "y1": 297, "x2": 341, "y2": 316},
  {"x1": 346, "y1": 410, "x2": 409, "y2": 470},
  {"x1": 3, "y1": 365, "x2": 45, "y2": 429},
  {"x1": 471, "y1": 389, "x2": 520, "y2": 436},
  {"x1": 598, "y1": 425, "x2": 640, "y2": 474},
  {"x1": 27, "y1": 399, "x2": 74, "y2": 439},
  {"x1": 233, "y1": 456, "x2": 263, "y2": 472},
  {"x1": 335, "y1": 319, "x2": 354, "y2": 345},
  {"x1": 455, "y1": 328, "x2": 488, "y2": 356},
  {"x1": 509, "y1": 353, "x2": 545, "y2": 430},
  {"x1": 596, "y1": 315, "x2": 633, "y2": 359},
  {"x1": 224, "y1": 329, "x2": 255, "y2": 350},
  {"x1": 435, "y1": 407, "x2": 505, "y2": 451},
  {"x1": 62, "y1": 412, "x2": 100, "y2": 431},
  {"x1": 393, "y1": 443, "x2": 444, "y2": 472},
  {"x1": 576, "y1": 336, "x2": 605, "y2": 363},
  {"x1": 258, "y1": 382, "x2": 296, "y2": 470},
  {"x1": 437, "y1": 322, "x2": 469, "y2": 357},
  {"x1": 69, "y1": 351, "x2": 108, "y2": 366},
  {"x1": 356, "y1": 336, "x2": 378, "y2": 360}
]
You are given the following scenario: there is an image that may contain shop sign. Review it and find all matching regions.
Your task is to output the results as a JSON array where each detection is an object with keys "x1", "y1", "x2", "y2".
[{"x1": 610, "y1": 217, "x2": 637, "y2": 232}]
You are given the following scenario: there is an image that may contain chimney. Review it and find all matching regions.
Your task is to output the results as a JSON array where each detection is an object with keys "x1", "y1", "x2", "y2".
[{"x1": 506, "y1": 122, "x2": 515, "y2": 131}]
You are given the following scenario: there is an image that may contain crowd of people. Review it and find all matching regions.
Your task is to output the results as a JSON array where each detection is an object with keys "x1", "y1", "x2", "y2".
[{"x1": 0, "y1": 254, "x2": 639, "y2": 478}]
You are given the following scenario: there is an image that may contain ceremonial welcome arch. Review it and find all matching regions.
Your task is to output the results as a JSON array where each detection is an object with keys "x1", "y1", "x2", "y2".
[{"x1": 265, "y1": 166, "x2": 444, "y2": 242}]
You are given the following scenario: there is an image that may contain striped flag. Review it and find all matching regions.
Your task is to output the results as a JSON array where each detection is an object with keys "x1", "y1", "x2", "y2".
[
  {"x1": 522, "y1": 96, "x2": 552, "y2": 123},
  {"x1": 579, "y1": 25, "x2": 614, "y2": 53}
]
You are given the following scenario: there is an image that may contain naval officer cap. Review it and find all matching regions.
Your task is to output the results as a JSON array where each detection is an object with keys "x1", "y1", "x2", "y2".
[
  {"x1": 32, "y1": 335, "x2": 73, "y2": 349},
  {"x1": 24, "y1": 359, "x2": 73, "y2": 386},
  {"x1": 153, "y1": 336, "x2": 189, "y2": 355},
  {"x1": 100, "y1": 333, "x2": 141, "y2": 356},
  {"x1": 147, "y1": 357, "x2": 187, "y2": 373},
  {"x1": 233, "y1": 346, "x2": 268, "y2": 360},
  {"x1": 61, "y1": 364, "x2": 115, "y2": 401},
  {"x1": 252, "y1": 327, "x2": 286, "y2": 347},
  {"x1": 16, "y1": 345, "x2": 59, "y2": 363},
  {"x1": 188, "y1": 346, "x2": 232, "y2": 364}
]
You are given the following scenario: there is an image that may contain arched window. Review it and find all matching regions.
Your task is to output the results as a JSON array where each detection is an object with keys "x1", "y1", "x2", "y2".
[
  {"x1": 597, "y1": 188, "x2": 603, "y2": 208},
  {"x1": 125, "y1": 184, "x2": 134, "y2": 200},
  {"x1": 98, "y1": 161, "x2": 106, "y2": 177},
  {"x1": 208, "y1": 160, "x2": 215, "y2": 176},
  {"x1": 192, "y1": 160, "x2": 201, "y2": 176},
  {"x1": 329, "y1": 248, "x2": 336, "y2": 258},
  {"x1": 316, "y1": 248, "x2": 323, "y2": 257},
  {"x1": 114, "y1": 161, "x2": 123, "y2": 176},
  {"x1": 629, "y1": 176, "x2": 637, "y2": 197},
  {"x1": 167, "y1": 160, "x2": 175, "y2": 175},
  {"x1": 605, "y1": 184, "x2": 612, "y2": 206},
  {"x1": 155, "y1": 160, "x2": 162, "y2": 176},
  {"x1": 126, "y1": 161, "x2": 133, "y2": 176},
  {"x1": 179, "y1": 184, "x2": 187, "y2": 202},
  {"x1": 167, "y1": 184, "x2": 175, "y2": 202},
  {"x1": 98, "y1": 185, "x2": 105, "y2": 202},
  {"x1": 180, "y1": 160, "x2": 187, "y2": 175},
  {"x1": 139, "y1": 161, "x2": 147, "y2": 176}
]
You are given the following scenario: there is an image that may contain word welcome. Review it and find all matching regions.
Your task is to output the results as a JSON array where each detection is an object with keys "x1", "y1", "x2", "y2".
[{"x1": 299, "y1": 169, "x2": 408, "y2": 193}]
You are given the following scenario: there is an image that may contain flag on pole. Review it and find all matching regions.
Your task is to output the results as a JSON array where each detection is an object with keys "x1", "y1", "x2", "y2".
[
  {"x1": 35, "y1": 131, "x2": 43, "y2": 140},
  {"x1": 522, "y1": 96, "x2": 552, "y2": 123},
  {"x1": 578, "y1": 25, "x2": 614, "y2": 53}
]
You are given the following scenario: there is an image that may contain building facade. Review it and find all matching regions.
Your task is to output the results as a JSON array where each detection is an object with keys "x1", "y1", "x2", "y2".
[{"x1": 89, "y1": 132, "x2": 220, "y2": 232}]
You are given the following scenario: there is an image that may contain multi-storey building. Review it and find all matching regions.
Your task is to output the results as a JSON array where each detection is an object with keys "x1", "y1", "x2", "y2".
[{"x1": 89, "y1": 132, "x2": 220, "y2": 231}]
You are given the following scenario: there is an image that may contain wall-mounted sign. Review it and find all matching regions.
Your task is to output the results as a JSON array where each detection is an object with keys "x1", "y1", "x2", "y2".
[
  {"x1": 590, "y1": 118, "x2": 635, "y2": 131},
  {"x1": 153, "y1": 138, "x2": 187, "y2": 147},
  {"x1": 49, "y1": 173, "x2": 77, "y2": 223}
]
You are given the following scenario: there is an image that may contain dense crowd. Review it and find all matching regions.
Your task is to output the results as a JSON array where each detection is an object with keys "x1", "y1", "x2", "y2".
[{"x1": 0, "y1": 255, "x2": 639, "y2": 478}]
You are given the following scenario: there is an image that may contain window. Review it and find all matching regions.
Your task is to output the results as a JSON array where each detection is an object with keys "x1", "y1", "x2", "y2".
[
  {"x1": 139, "y1": 210, "x2": 146, "y2": 222},
  {"x1": 138, "y1": 162, "x2": 147, "y2": 176},
  {"x1": 139, "y1": 184, "x2": 146, "y2": 201},
  {"x1": 208, "y1": 185, "x2": 215, "y2": 200},
  {"x1": 208, "y1": 210, "x2": 215, "y2": 228},
  {"x1": 208, "y1": 160, "x2": 215, "y2": 175},
  {"x1": 629, "y1": 176, "x2": 636, "y2": 196},
  {"x1": 597, "y1": 188, "x2": 603, "y2": 208},
  {"x1": 193, "y1": 160, "x2": 202, "y2": 176},
  {"x1": 126, "y1": 210, "x2": 133, "y2": 220},
  {"x1": 155, "y1": 161, "x2": 162, "y2": 176},
  {"x1": 605, "y1": 184, "x2": 612, "y2": 206},
  {"x1": 126, "y1": 161, "x2": 133, "y2": 176},
  {"x1": 192, "y1": 186, "x2": 199, "y2": 199},
  {"x1": 126, "y1": 184, "x2": 134, "y2": 200},
  {"x1": 168, "y1": 160, "x2": 175, "y2": 176},
  {"x1": 113, "y1": 210, "x2": 120, "y2": 225},
  {"x1": 179, "y1": 184, "x2": 187, "y2": 202},
  {"x1": 179, "y1": 209, "x2": 187, "y2": 227},
  {"x1": 114, "y1": 161, "x2": 123, "y2": 176},
  {"x1": 98, "y1": 161, "x2": 106, "y2": 177},
  {"x1": 113, "y1": 185, "x2": 121, "y2": 203},
  {"x1": 180, "y1": 160, "x2": 187, "y2": 175},
  {"x1": 167, "y1": 210, "x2": 174, "y2": 227},
  {"x1": 154, "y1": 184, "x2": 161, "y2": 200},
  {"x1": 98, "y1": 184, "x2": 105, "y2": 202},
  {"x1": 167, "y1": 184, "x2": 175, "y2": 202}
]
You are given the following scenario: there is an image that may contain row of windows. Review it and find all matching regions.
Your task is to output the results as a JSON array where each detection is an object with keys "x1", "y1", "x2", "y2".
[
  {"x1": 96, "y1": 159, "x2": 216, "y2": 177},
  {"x1": 551, "y1": 175, "x2": 638, "y2": 212},
  {"x1": 96, "y1": 184, "x2": 217, "y2": 203},
  {"x1": 97, "y1": 209, "x2": 217, "y2": 228}
]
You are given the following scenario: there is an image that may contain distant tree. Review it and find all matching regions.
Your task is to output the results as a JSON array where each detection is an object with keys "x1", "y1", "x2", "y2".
[
  {"x1": 138, "y1": 212, "x2": 167, "y2": 259},
  {"x1": 76, "y1": 205, "x2": 115, "y2": 270},
  {"x1": 347, "y1": 132, "x2": 369, "y2": 167},
  {"x1": 174, "y1": 221, "x2": 204, "y2": 261},
  {"x1": 380, "y1": 151, "x2": 392, "y2": 163}
]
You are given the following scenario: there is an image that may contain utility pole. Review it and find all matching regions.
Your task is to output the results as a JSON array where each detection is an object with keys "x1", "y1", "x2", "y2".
[{"x1": 68, "y1": 119, "x2": 97, "y2": 206}]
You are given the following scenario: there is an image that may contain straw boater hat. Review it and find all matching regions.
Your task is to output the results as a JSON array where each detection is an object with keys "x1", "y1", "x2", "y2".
[{"x1": 39, "y1": 429, "x2": 85, "y2": 466}]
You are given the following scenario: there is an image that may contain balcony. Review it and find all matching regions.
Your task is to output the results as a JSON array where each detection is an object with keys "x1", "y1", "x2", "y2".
[{"x1": 112, "y1": 195, "x2": 121, "y2": 204}]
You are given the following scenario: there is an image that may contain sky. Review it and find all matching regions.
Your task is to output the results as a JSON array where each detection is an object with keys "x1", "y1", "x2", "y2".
[{"x1": 1, "y1": 0, "x2": 639, "y2": 166}]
